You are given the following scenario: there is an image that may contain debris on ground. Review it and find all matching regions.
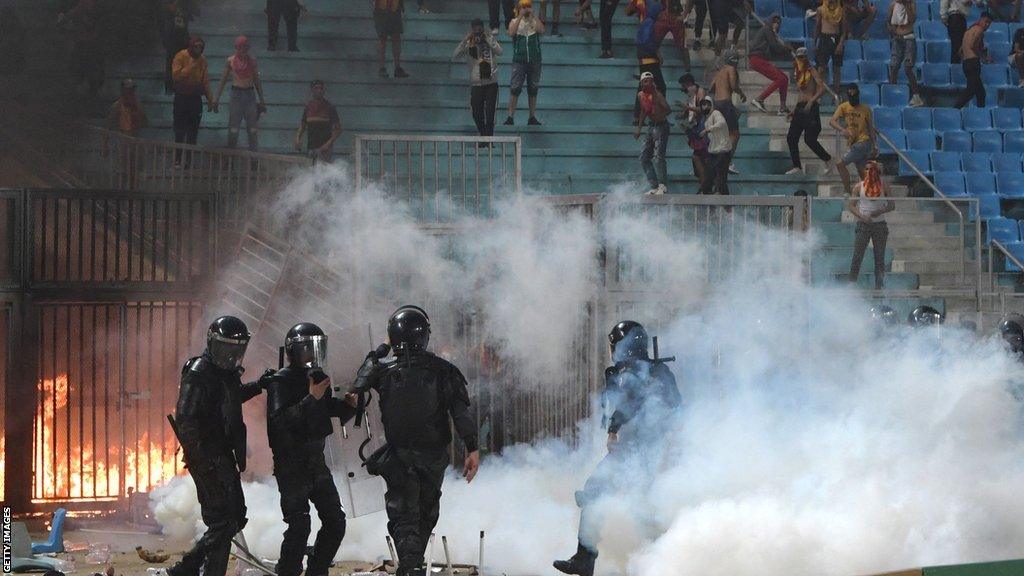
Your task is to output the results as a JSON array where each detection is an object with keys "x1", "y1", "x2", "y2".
[{"x1": 136, "y1": 546, "x2": 171, "y2": 563}]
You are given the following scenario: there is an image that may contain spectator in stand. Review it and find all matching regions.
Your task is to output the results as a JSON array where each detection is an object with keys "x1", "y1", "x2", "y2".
[
  {"x1": 539, "y1": 0, "x2": 562, "y2": 35},
  {"x1": 0, "y1": 8, "x2": 27, "y2": 76},
  {"x1": 888, "y1": 0, "x2": 925, "y2": 107},
  {"x1": 1012, "y1": 21, "x2": 1024, "y2": 86},
  {"x1": 844, "y1": 0, "x2": 878, "y2": 40},
  {"x1": 941, "y1": 0, "x2": 975, "y2": 63},
  {"x1": 829, "y1": 84, "x2": 878, "y2": 196},
  {"x1": 375, "y1": 0, "x2": 409, "y2": 78},
  {"x1": 58, "y1": 0, "x2": 105, "y2": 97},
  {"x1": 628, "y1": 0, "x2": 688, "y2": 124},
  {"x1": 598, "y1": 0, "x2": 622, "y2": 57},
  {"x1": 505, "y1": 0, "x2": 545, "y2": 126},
  {"x1": 266, "y1": 0, "x2": 304, "y2": 52},
  {"x1": 212, "y1": 36, "x2": 267, "y2": 153},
  {"x1": 107, "y1": 78, "x2": 148, "y2": 137},
  {"x1": 161, "y1": 1, "x2": 191, "y2": 94},
  {"x1": 700, "y1": 96, "x2": 732, "y2": 195},
  {"x1": 293, "y1": 80, "x2": 342, "y2": 163},
  {"x1": 954, "y1": 12, "x2": 993, "y2": 108},
  {"x1": 635, "y1": 71, "x2": 672, "y2": 195},
  {"x1": 748, "y1": 14, "x2": 793, "y2": 115},
  {"x1": 454, "y1": 19, "x2": 503, "y2": 142},
  {"x1": 490, "y1": 0, "x2": 516, "y2": 33},
  {"x1": 171, "y1": 36, "x2": 213, "y2": 168},
  {"x1": 679, "y1": 75, "x2": 711, "y2": 194},
  {"x1": 575, "y1": 1, "x2": 599, "y2": 29},
  {"x1": 786, "y1": 47, "x2": 833, "y2": 175},
  {"x1": 814, "y1": 0, "x2": 849, "y2": 100},
  {"x1": 709, "y1": 49, "x2": 746, "y2": 174},
  {"x1": 727, "y1": 0, "x2": 752, "y2": 52},
  {"x1": 987, "y1": 0, "x2": 1020, "y2": 22},
  {"x1": 682, "y1": 0, "x2": 710, "y2": 51},
  {"x1": 847, "y1": 160, "x2": 895, "y2": 289}
]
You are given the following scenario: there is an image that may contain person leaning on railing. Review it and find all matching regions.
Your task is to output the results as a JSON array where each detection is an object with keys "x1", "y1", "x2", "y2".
[{"x1": 847, "y1": 160, "x2": 895, "y2": 290}]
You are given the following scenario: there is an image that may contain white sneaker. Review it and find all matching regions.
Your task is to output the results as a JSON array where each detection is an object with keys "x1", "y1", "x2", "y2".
[
  {"x1": 778, "y1": 105, "x2": 791, "y2": 115},
  {"x1": 729, "y1": 163, "x2": 739, "y2": 174},
  {"x1": 645, "y1": 187, "x2": 660, "y2": 195},
  {"x1": 785, "y1": 166, "x2": 804, "y2": 175},
  {"x1": 822, "y1": 161, "x2": 834, "y2": 175},
  {"x1": 751, "y1": 98, "x2": 768, "y2": 113},
  {"x1": 805, "y1": 8, "x2": 817, "y2": 18},
  {"x1": 909, "y1": 94, "x2": 925, "y2": 107},
  {"x1": 655, "y1": 183, "x2": 667, "y2": 194},
  {"x1": 491, "y1": 28, "x2": 500, "y2": 35}
]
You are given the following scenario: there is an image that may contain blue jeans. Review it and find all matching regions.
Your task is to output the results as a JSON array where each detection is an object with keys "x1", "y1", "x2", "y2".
[{"x1": 640, "y1": 121, "x2": 670, "y2": 187}]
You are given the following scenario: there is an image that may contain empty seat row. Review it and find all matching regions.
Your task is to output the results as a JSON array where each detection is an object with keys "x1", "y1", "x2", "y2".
[
  {"x1": 986, "y1": 216, "x2": 1024, "y2": 244},
  {"x1": 915, "y1": 20, "x2": 1018, "y2": 44},
  {"x1": 931, "y1": 171, "x2": 1024, "y2": 197},
  {"x1": 920, "y1": 61, "x2": 1015, "y2": 88},
  {"x1": 874, "y1": 107, "x2": 1024, "y2": 131}
]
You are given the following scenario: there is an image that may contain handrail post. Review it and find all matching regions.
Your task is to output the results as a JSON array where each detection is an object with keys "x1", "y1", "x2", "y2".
[{"x1": 354, "y1": 135, "x2": 363, "y2": 191}]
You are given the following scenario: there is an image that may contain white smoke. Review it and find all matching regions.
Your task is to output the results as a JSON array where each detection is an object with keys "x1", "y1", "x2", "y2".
[{"x1": 153, "y1": 165, "x2": 1024, "y2": 576}]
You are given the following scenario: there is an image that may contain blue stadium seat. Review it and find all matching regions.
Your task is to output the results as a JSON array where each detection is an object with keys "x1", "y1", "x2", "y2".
[
  {"x1": 967, "y1": 171, "x2": 998, "y2": 195},
  {"x1": 866, "y1": 10, "x2": 890, "y2": 38},
  {"x1": 1003, "y1": 240, "x2": 1024, "y2": 271},
  {"x1": 860, "y1": 61, "x2": 889, "y2": 83},
  {"x1": 755, "y1": 0, "x2": 781, "y2": 19},
  {"x1": 1003, "y1": 88, "x2": 1024, "y2": 108},
  {"x1": 993, "y1": 107, "x2": 1023, "y2": 130},
  {"x1": 842, "y1": 63, "x2": 860, "y2": 85},
  {"x1": 1019, "y1": 220, "x2": 1024, "y2": 241},
  {"x1": 859, "y1": 84, "x2": 881, "y2": 107},
  {"x1": 903, "y1": 107, "x2": 933, "y2": 130},
  {"x1": 987, "y1": 217, "x2": 1020, "y2": 243},
  {"x1": 935, "y1": 171, "x2": 968, "y2": 196},
  {"x1": 916, "y1": 21, "x2": 948, "y2": 40},
  {"x1": 982, "y1": 65, "x2": 1009, "y2": 88},
  {"x1": 921, "y1": 63, "x2": 952, "y2": 87},
  {"x1": 879, "y1": 129, "x2": 908, "y2": 153},
  {"x1": 930, "y1": 151, "x2": 962, "y2": 171},
  {"x1": 915, "y1": 0, "x2": 931, "y2": 20},
  {"x1": 926, "y1": 41, "x2": 952, "y2": 63},
  {"x1": 963, "y1": 107, "x2": 994, "y2": 130},
  {"x1": 998, "y1": 173, "x2": 1024, "y2": 197},
  {"x1": 975, "y1": 194, "x2": 1002, "y2": 220},
  {"x1": 881, "y1": 84, "x2": 911, "y2": 107},
  {"x1": 1004, "y1": 131, "x2": 1024, "y2": 153},
  {"x1": 962, "y1": 152, "x2": 992, "y2": 172},
  {"x1": 992, "y1": 152, "x2": 1023, "y2": 172},
  {"x1": 942, "y1": 130, "x2": 972, "y2": 151},
  {"x1": 900, "y1": 150, "x2": 932, "y2": 175},
  {"x1": 974, "y1": 130, "x2": 1004, "y2": 152},
  {"x1": 780, "y1": 18, "x2": 806, "y2": 42},
  {"x1": 783, "y1": 0, "x2": 807, "y2": 17},
  {"x1": 951, "y1": 63, "x2": 968, "y2": 87},
  {"x1": 845, "y1": 39, "x2": 864, "y2": 61},
  {"x1": 863, "y1": 39, "x2": 890, "y2": 61},
  {"x1": 989, "y1": 42, "x2": 1012, "y2": 63},
  {"x1": 873, "y1": 107, "x2": 902, "y2": 129},
  {"x1": 932, "y1": 107, "x2": 962, "y2": 130},
  {"x1": 908, "y1": 129, "x2": 939, "y2": 150},
  {"x1": 989, "y1": 23, "x2": 1011, "y2": 44}
]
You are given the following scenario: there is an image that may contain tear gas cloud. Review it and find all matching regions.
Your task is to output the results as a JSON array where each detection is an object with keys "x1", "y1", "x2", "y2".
[{"x1": 153, "y1": 165, "x2": 1024, "y2": 576}]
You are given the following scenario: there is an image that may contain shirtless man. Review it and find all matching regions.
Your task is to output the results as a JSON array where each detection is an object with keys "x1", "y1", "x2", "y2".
[
  {"x1": 888, "y1": 0, "x2": 924, "y2": 106},
  {"x1": 212, "y1": 35, "x2": 267, "y2": 152},
  {"x1": 785, "y1": 47, "x2": 833, "y2": 175},
  {"x1": 954, "y1": 12, "x2": 993, "y2": 108},
  {"x1": 709, "y1": 50, "x2": 746, "y2": 174},
  {"x1": 635, "y1": 71, "x2": 672, "y2": 195},
  {"x1": 844, "y1": 0, "x2": 877, "y2": 39},
  {"x1": 815, "y1": 0, "x2": 849, "y2": 100}
]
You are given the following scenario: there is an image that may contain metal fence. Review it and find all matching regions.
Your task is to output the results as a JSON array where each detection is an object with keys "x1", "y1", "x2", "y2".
[{"x1": 353, "y1": 134, "x2": 522, "y2": 223}]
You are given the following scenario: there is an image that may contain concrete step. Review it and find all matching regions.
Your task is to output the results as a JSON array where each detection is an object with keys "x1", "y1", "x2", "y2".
[
  {"x1": 886, "y1": 235, "x2": 963, "y2": 249},
  {"x1": 840, "y1": 211, "x2": 937, "y2": 225},
  {"x1": 893, "y1": 259, "x2": 966, "y2": 274},
  {"x1": 890, "y1": 247, "x2": 965, "y2": 262}
]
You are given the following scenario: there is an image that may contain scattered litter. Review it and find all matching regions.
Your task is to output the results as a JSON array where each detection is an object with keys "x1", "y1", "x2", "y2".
[
  {"x1": 136, "y1": 546, "x2": 170, "y2": 563},
  {"x1": 85, "y1": 544, "x2": 111, "y2": 564}
]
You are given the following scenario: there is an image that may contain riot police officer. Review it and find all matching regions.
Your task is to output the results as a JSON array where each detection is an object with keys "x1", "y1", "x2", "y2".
[
  {"x1": 169, "y1": 316, "x2": 269, "y2": 576},
  {"x1": 908, "y1": 305, "x2": 944, "y2": 328},
  {"x1": 999, "y1": 313, "x2": 1024, "y2": 355},
  {"x1": 266, "y1": 322, "x2": 358, "y2": 576},
  {"x1": 352, "y1": 305, "x2": 480, "y2": 576},
  {"x1": 553, "y1": 320, "x2": 682, "y2": 576},
  {"x1": 869, "y1": 305, "x2": 898, "y2": 328}
]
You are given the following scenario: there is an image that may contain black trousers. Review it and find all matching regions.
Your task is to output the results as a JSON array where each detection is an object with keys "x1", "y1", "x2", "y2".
[
  {"x1": 692, "y1": 0, "x2": 709, "y2": 40},
  {"x1": 787, "y1": 101, "x2": 832, "y2": 168},
  {"x1": 849, "y1": 221, "x2": 888, "y2": 288},
  {"x1": 702, "y1": 152, "x2": 731, "y2": 195},
  {"x1": 274, "y1": 463, "x2": 347, "y2": 576},
  {"x1": 488, "y1": 0, "x2": 515, "y2": 29},
  {"x1": 947, "y1": 13, "x2": 967, "y2": 64},
  {"x1": 632, "y1": 62, "x2": 667, "y2": 120},
  {"x1": 173, "y1": 93, "x2": 203, "y2": 164},
  {"x1": 267, "y1": 1, "x2": 299, "y2": 49},
  {"x1": 955, "y1": 57, "x2": 985, "y2": 108},
  {"x1": 600, "y1": 0, "x2": 622, "y2": 52},
  {"x1": 471, "y1": 83, "x2": 499, "y2": 137},
  {"x1": 169, "y1": 457, "x2": 246, "y2": 576},
  {"x1": 382, "y1": 447, "x2": 449, "y2": 574}
]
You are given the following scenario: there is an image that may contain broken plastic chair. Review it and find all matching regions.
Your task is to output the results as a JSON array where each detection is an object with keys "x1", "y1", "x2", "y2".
[{"x1": 31, "y1": 508, "x2": 67, "y2": 554}]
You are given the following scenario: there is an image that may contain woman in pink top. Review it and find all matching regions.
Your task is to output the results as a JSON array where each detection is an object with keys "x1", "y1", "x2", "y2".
[{"x1": 212, "y1": 35, "x2": 267, "y2": 152}]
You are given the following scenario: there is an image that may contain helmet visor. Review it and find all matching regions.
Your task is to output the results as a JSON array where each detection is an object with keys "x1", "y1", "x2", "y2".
[
  {"x1": 208, "y1": 332, "x2": 249, "y2": 370},
  {"x1": 288, "y1": 334, "x2": 329, "y2": 369}
]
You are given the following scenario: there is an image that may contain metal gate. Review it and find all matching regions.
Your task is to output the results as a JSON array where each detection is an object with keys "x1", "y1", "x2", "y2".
[{"x1": 32, "y1": 301, "x2": 202, "y2": 503}]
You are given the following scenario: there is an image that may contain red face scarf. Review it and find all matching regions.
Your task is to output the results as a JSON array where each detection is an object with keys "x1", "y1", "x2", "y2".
[
  {"x1": 231, "y1": 36, "x2": 256, "y2": 80},
  {"x1": 863, "y1": 162, "x2": 883, "y2": 198}
]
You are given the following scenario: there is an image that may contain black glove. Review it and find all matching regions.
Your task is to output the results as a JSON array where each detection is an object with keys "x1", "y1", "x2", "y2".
[
  {"x1": 355, "y1": 356, "x2": 378, "y2": 381},
  {"x1": 257, "y1": 368, "x2": 276, "y2": 389}
]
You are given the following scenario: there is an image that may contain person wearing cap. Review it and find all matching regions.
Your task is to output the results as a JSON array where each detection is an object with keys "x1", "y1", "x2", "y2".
[
  {"x1": 699, "y1": 95, "x2": 731, "y2": 195},
  {"x1": 294, "y1": 80, "x2": 342, "y2": 163},
  {"x1": 635, "y1": 70, "x2": 672, "y2": 195},
  {"x1": 455, "y1": 19, "x2": 503, "y2": 142},
  {"x1": 505, "y1": 0, "x2": 545, "y2": 126},
  {"x1": 212, "y1": 36, "x2": 267, "y2": 153},
  {"x1": 171, "y1": 36, "x2": 213, "y2": 168},
  {"x1": 375, "y1": 0, "x2": 409, "y2": 78},
  {"x1": 748, "y1": 14, "x2": 793, "y2": 115},
  {"x1": 708, "y1": 48, "x2": 746, "y2": 173},
  {"x1": 785, "y1": 47, "x2": 833, "y2": 176}
]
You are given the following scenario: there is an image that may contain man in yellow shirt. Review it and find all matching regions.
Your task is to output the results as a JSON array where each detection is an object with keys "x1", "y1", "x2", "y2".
[
  {"x1": 171, "y1": 36, "x2": 213, "y2": 167},
  {"x1": 829, "y1": 84, "x2": 878, "y2": 196}
]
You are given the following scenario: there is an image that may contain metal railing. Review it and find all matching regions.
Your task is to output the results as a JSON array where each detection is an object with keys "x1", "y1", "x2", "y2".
[
  {"x1": 986, "y1": 240, "x2": 1024, "y2": 318},
  {"x1": 353, "y1": 134, "x2": 522, "y2": 223}
]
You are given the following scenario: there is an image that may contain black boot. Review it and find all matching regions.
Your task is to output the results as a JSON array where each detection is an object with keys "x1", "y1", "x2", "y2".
[{"x1": 553, "y1": 542, "x2": 597, "y2": 576}]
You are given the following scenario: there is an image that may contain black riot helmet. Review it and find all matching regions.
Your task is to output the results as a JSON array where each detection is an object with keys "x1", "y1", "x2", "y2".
[
  {"x1": 285, "y1": 322, "x2": 328, "y2": 368},
  {"x1": 869, "y1": 305, "x2": 899, "y2": 327},
  {"x1": 609, "y1": 320, "x2": 649, "y2": 363},
  {"x1": 998, "y1": 313, "x2": 1024, "y2": 353},
  {"x1": 388, "y1": 305, "x2": 431, "y2": 351},
  {"x1": 908, "y1": 305, "x2": 944, "y2": 328},
  {"x1": 206, "y1": 316, "x2": 250, "y2": 370}
]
